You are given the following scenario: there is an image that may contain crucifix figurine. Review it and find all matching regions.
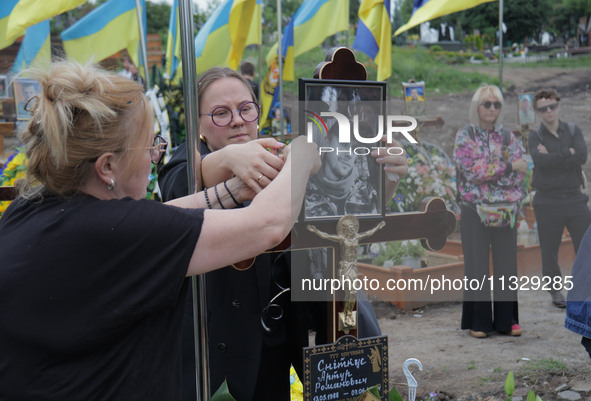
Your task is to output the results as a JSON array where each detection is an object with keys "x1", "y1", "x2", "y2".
[{"x1": 307, "y1": 215, "x2": 385, "y2": 333}]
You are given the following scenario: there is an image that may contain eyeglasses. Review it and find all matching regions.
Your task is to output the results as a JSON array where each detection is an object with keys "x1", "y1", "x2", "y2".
[
  {"x1": 536, "y1": 103, "x2": 558, "y2": 113},
  {"x1": 129, "y1": 135, "x2": 168, "y2": 165},
  {"x1": 200, "y1": 101, "x2": 260, "y2": 127},
  {"x1": 481, "y1": 101, "x2": 502, "y2": 110}
]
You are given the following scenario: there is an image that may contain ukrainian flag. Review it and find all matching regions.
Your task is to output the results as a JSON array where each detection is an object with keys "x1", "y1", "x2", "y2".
[
  {"x1": 5, "y1": 0, "x2": 86, "y2": 44},
  {"x1": 352, "y1": 0, "x2": 392, "y2": 81},
  {"x1": 194, "y1": 0, "x2": 258, "y2": 74},
  {"x1": 265, "y1": 0, "x2": 349, "y2": 81},
  {"x1": 11, "y1": 19, "x2": 50, "y2": 73},
  {"x1": 259, "y1": 17, "x2": 294, "y2": 130},
  {"x1": 61, "y1": 0, "x2": 147, "y2": 68},
  {"x1": 165, "y1": 0, "x2": 181, "y2": 79},
  {"x1": 394, "y1": 0, "x2": 495, "y2": 36},
  {"x1": 244, "y1": 0, "x2": 262, "y2": 47},
  {"x1": 0, "y1": 0, "x2": 23, "y2": 50}
]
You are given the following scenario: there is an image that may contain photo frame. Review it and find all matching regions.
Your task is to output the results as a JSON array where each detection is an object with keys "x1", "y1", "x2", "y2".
[
  {"x1": 298, "y1": 78, "x2": 386, "y2": 222},
  {"x1": 517, "y1": 93, "x2": 535, "y2": 126},
  {"x1": 14, "y1": 78, "x2": 40, "y2": 120},
  {"x1": 0, "y1": 75, "x2": 7, "y2": 99},
  {"x1": 402, "y1": 81, "x2": 426, "y2": 117}
]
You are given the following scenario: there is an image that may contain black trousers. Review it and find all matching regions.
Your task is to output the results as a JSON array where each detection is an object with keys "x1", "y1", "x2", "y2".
[
  {"x1": 533, "y1": 199, "x2": 591, "y2": 289},
  {"x1": 460, "y1": 205, "x2": 519, "y2": 333}
]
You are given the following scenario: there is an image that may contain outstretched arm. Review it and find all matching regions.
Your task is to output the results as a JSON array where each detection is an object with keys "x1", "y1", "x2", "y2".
[
  {"x1": 358, "y1": 221, "x2": 386, "y2": 240},
  {"x1": 181, "y1": 137, "x2": 320, "y2": 276},
  {"x1": 307, "y1": 224, "x2": 340, "y2": 243}
]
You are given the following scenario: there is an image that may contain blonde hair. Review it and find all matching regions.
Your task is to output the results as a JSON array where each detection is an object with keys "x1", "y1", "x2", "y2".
[
  {"x1": 18, "y1": 60, "x2": 151, "y2": 198},
  {"x1": 197, "y1": 67, "x2": 256, "y2": 112},
  {"x1": 468, "y1": 84, "x2": 504, "y2": 126}
]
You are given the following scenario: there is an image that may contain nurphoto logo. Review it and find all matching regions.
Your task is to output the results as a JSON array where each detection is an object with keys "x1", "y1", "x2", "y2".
[{"x1": 305, "y1": 110, "x2": 418, "y2": 156}]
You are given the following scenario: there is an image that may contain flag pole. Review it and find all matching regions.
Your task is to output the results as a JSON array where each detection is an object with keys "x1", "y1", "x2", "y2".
[
  {"x1": 258, "y1": 37, "x2": 262, "y2": 102},
  {"x1": 498, "y1": 0, "x2": 504, "y2": 91},
  {"x1": 135, "y1": 0, "x2": 150, "y2": 89},
  {"x1": 277, "y1": 0, "x2": 284, "y2": 142},
  {"x1": 178, "y1": 1, "x2": 210, "y2": 400}
]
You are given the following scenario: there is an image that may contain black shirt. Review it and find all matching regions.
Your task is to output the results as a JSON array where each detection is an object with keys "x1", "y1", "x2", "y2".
[
  {"x1": 0, "y1": 195, "x2": 203, "y2": 400},
  {"x1": 528, "y1": 120, "x2": 587, "y2": 197}
]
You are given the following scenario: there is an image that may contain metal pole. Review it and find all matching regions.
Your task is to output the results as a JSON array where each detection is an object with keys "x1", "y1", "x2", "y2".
[
  {"x1": 135, "y1": 0, "x2": 150, "y2": 89},
  {"x1": 498, "y1": 0, "x2": 503, "y2": 90},
  {"x1": 277, "y1": 0, "x2": 284, "y2": 142},
  {"x1": 257, "y1": 7, "x2": 263, "y2": 104},
  {"x1": 178, "y1": 1, "x2": 209, "y2": 400}
]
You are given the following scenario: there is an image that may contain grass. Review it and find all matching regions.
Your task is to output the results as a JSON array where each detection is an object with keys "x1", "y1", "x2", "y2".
[
  {"x1": 241, "y1": 40, "x2": 588, "y2": 101},
  {"x1": 518, "y1": 358, "x2": 567, "y2": 378}
]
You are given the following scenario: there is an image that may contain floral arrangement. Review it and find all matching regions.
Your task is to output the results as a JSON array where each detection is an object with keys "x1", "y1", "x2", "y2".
[
  {"x1": 388, "y1": 141, "x2": 458, "y2": 216},
  {"x1": 0, "y1": 149, "x2": 27, "y2": 216}
]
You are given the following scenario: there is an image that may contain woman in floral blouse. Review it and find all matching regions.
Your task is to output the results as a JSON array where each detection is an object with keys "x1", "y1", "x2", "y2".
[{"x1": 454, "y1": 84, "x2": 529, "y2": 339}]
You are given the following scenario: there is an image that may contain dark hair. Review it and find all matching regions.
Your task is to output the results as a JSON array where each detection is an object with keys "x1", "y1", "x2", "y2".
[
  {"x1": 239, "y1": 62, "x2": 255, "y2": 76},
  {"x1": 533, "y1": 89, "x2": 560, "y2": 109}
]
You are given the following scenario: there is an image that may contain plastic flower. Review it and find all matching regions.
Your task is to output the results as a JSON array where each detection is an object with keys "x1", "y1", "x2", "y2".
[{"x1": 387, "y1": 141, "x2": 458, "y2": 214}]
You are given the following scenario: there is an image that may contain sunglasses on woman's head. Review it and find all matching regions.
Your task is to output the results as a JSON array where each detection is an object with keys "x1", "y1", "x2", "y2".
[
  {"x1": 536, "y1": 103, "x2": 558, "y2": 113},
  {"x1": 481, "y1": 101, "x2": 502, "y2": 110}
]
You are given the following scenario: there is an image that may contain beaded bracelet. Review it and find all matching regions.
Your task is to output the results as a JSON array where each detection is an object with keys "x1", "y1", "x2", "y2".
[
  {"x1": 223, "y1": 180, "x2": 240, "y2": 206},
  {"x1": 203, "y1": 187, "x2": 212, "y2": 209},
  {"x1": 213, "y1": 184, "x2": 225, "y2": 209}
]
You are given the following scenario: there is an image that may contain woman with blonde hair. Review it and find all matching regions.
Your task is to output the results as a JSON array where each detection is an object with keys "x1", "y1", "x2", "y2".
[
  {"x1": 454, "y1": 84, "x2": 529, "y2": 339},
  {"x1": 0, "y1": 61, "x2": 320, "y2": 399}
]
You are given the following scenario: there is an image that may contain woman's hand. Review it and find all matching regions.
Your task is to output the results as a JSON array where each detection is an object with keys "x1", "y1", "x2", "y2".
[
  {"x1": 371, "y1": 136, "x2": 408, "y2": 182},
  {"x1": 203, "y1": 138, "x2": 286, "y2": 192},
  {"x1": 511, "y1": 158, "x2": 529, "y2": 174},
  {"x1": 371, "y1": 136, "x2": 409, "y2": 201}
]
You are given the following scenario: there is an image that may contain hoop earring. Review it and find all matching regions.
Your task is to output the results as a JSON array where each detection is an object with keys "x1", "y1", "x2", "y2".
[{"x1": 107, "y1": 178, "x2": 115, "y2": 191}]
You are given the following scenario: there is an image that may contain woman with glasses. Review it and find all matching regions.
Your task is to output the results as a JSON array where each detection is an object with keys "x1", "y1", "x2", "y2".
[
  {"x1": 0, "y1": 61, "x2": 320, "y2": 400},
  {"x1": 454, "y1": 84, "x2": 529, "y2": 339},
  {"x1": 527, "y1": 89, "x2": 591, "y2": 310},
  {"x1": 158, "y1": 67, "x2": 298, "y2": 401}
]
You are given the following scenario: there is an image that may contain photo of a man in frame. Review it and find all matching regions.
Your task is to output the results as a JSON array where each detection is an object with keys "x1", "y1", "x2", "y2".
[{"x1": 302, "y1": 81, "x2": 383, "y2": 220}]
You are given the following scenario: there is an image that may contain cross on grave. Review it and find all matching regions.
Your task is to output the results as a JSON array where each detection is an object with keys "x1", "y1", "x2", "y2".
[
  {"x1": 292, "y1": 197, "x2": 456, "y2": 341},
  {"x1": 289, "y1": 47, "x2": 457, "y2": 343}
]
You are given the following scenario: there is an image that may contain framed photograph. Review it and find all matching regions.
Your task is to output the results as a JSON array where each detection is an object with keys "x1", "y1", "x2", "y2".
[
  {"x1": 14, "y1": 78, "x2": 40, "y2": 120},
  {"x1": 517, "y1": 93, "x2": 535, "y2": 126},
  {"x1": 298, "y1": 78, "x2": 386, "y2": 222},
  {"x1": 402, "y1": 81, "x2": 426, "y2": 117},
  {"x1": 0, "y1": 75, "x2": 7, "y2": 99}
]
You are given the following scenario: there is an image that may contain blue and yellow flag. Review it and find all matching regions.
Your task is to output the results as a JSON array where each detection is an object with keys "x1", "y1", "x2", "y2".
[
  {"x1": 245, "y1": 0, "x2": 262, "y2": 47},
  {"x1": 0, "y1": 0, "x2": 23, "y2": 50},
  {"x1": 5, "y1": 0, "x2": 86, "y2": 44},
  {"x1": 165, "y1": 0, "x2": 181, "y2": 79},
  {"x1": 266, "y1": 0, "x2": 349, "y2": 81},
  {"x1": 394, "y1": 0, "x2": 495, "y2": 36},
  {"x1": 11, "y1": 19, "x2": 50, "y2": 73},
  {"x1": 352, "y1": 0, "x2": 392, "y2": 81},
  {"x1": 194, "y1": 0, "x2": 258, "y2": 74},
  {"x1": 61, "y1": 0, "x2": 147, "y2": 68},
  {"x1": 260, "y1": 17, "x2": 294, "y2": 130}
]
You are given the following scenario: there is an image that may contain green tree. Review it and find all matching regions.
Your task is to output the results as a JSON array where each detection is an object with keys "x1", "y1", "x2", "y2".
[
  {"x1": 146, "y1": 1, "x2": 171, "y2": 37},
  {"x1": 262, "y1": 0, "x2": 302, "y2": 34}
]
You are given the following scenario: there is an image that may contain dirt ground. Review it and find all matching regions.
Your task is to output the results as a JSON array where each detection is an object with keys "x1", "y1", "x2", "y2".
[{"x1": 375, "y1": 65, "x2": 591, "y2": 401}]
